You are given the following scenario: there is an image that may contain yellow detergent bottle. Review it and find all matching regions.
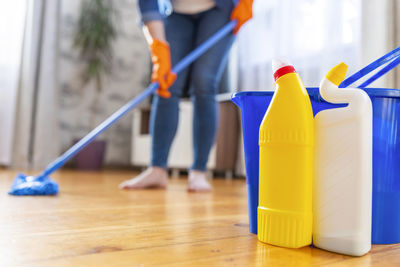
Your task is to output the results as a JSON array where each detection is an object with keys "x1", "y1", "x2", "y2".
[{"x1": 258, "y1": 59, "x2": 314, "y2": 248}]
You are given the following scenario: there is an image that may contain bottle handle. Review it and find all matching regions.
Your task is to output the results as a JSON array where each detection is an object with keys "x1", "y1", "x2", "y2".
[{"x1": 339, "y1": 46, "x2": 400, "y2": 88}]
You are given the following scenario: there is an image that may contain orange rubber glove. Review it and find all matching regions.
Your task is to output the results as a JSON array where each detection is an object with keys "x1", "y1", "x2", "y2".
[
  {"x1": 149, "y1": 39, "x2": 177, "y2": 98},
  {"x1": 230, "y1": 0, "x2": 254, "y2": 34}
]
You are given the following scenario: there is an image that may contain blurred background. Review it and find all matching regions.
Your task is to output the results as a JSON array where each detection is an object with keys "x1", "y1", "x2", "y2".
[{"x1": 0, "y1": 0, "x2": 398, "y2": 177}]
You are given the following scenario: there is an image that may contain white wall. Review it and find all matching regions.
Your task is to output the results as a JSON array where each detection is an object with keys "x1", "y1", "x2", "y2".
[{"x1": 58, "y1": 0, "x2": 151, "y2": 166}]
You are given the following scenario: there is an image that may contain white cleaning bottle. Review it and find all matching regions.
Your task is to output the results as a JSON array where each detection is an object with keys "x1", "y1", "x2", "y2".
[{"x1": 313, "y1": 63, "x2": 372, "y2": 256}]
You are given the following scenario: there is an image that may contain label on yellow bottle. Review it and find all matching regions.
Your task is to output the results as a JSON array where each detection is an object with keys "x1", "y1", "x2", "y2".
[{"x1": 258, "y1": 71, "x2": 314, "y2": 248}]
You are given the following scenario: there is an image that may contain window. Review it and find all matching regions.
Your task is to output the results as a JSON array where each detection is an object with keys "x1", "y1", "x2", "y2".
[{"x1": 237, "y1": 0, "x2": 361, "y2": 91}]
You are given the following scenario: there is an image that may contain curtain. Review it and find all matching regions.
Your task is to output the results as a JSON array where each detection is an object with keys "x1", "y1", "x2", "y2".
[
  {"x1": 12, "y1": 0, "x2": 61, "y2": 170},
  {"x1": 359, "y1": 0, "x2": 399, "y2": 89},
  {"x1": 386, "y1": 0, "x2": 400, "y2": 88},
  {"x1": 236, "y1": 0, "x2": 362, "y2": 91},
  {"x1": 0, "y1": 2, "x2": 26, "y2": 166}
]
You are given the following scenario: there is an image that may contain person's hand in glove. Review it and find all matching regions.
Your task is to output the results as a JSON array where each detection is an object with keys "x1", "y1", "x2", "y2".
[
  {"x1": 149, "y1": 39, "x2": 177, "y2": 98},
  {"x1": 230, "y1": 0, "x2": 254, "y2": 34}
]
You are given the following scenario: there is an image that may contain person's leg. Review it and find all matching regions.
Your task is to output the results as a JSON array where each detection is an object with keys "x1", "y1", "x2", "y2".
[
  {"x1": 188, "y1": 7, "x2": 235, "y2": 191},
  {"x1": 120, "y1": 13, "x2": 195, "y2": 189}
]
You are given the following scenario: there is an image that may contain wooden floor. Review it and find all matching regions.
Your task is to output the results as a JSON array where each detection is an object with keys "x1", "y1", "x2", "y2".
[{"x1": 1, "y1": 170, "x2": 399, "y2": 266}]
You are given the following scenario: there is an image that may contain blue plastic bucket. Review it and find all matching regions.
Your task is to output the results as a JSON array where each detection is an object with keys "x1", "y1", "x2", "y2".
[{"x1": 232, "y1": 87, "x2": 400, "y2": 244}]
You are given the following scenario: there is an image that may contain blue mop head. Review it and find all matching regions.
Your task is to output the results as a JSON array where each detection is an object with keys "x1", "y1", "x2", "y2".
[{"x1": 8, "y1": 173, "x2": 59, "y2": 196}]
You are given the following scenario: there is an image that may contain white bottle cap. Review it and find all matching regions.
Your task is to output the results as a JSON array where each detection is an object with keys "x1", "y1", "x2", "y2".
[
  {"x1": 272, "y1": 57, "x2": 292, "y2": 73},
  {"x1": 272, "y1": 57, "x2": 296, "y2": 81}
]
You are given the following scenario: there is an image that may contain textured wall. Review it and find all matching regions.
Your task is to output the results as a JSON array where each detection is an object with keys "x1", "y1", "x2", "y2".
[{"x1": 59, "y1": 0, "x2": 150, "y2": 166}]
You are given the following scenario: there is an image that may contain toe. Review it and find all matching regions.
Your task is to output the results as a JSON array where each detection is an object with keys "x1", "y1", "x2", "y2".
[
  {"x1": 119, "y1": 180, "x2": 140, "y2": 190},
  {"x1": 187, "y1": 182, "x2": 212, "y2": 192},
  {"x1": 118, "y1": 181, "x2": 128, "y2": 189}
]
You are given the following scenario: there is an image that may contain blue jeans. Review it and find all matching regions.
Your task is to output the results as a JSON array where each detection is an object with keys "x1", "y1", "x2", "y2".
[{"x1": 150, "y1": 6, "x2": 234, "y2": 171}]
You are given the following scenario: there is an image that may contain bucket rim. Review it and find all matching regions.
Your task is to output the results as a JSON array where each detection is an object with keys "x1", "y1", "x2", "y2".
[{"x1": 231, "y1": 87, "x2": 400, "y2": 99}]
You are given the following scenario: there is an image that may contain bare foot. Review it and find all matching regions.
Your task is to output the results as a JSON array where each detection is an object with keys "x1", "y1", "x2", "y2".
[
  {"x1": 188, "y1": 170, "x2": 212, "y2": 192},
  {"x1": 119, "y1": 167, "x2": 168, "y2": 189}
]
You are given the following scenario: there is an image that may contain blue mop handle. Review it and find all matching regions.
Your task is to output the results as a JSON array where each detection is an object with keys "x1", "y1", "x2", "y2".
[
  {"x1": 340, "y1": 46, "x2": 400, "y2": 88},
  {"x1": 40, "y1": 21, "x2": 237, "y2": 178},
  {"x1": 358, "y1": 55, "x2": 400, "y2": 87}
]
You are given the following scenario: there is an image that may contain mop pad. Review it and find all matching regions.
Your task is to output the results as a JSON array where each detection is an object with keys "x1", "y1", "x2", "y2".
[{"x1": 8, "y1": 173, "x2": 58, "y2": 196}]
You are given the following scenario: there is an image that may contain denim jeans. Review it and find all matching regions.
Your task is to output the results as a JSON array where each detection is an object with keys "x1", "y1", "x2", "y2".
[{"x1": 150, "y1": 6, "x2": 234, "y2": 171}]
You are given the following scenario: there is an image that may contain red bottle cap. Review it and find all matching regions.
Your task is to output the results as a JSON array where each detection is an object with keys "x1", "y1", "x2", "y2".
[{"x1": 272, "y1": 58, "x2": 296, "y2": 81}]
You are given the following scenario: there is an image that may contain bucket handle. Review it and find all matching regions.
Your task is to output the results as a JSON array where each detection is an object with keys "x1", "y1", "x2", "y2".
[
  {"x1": 358, "y1": 56, "x2": 400, "y2": 87},
  {"x1": 339, "y1": 46, "x2": 400, "y2": 88}
]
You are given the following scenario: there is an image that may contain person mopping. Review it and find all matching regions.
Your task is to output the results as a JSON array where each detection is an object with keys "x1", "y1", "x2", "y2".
[{"x1": 119, "y1": 0, "x2": 253, "y2": 191}]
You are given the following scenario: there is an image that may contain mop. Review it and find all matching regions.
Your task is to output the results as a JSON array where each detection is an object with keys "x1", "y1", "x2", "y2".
[{"x1": 9, "y1": 21, "x2": 237, "y2": 196}]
